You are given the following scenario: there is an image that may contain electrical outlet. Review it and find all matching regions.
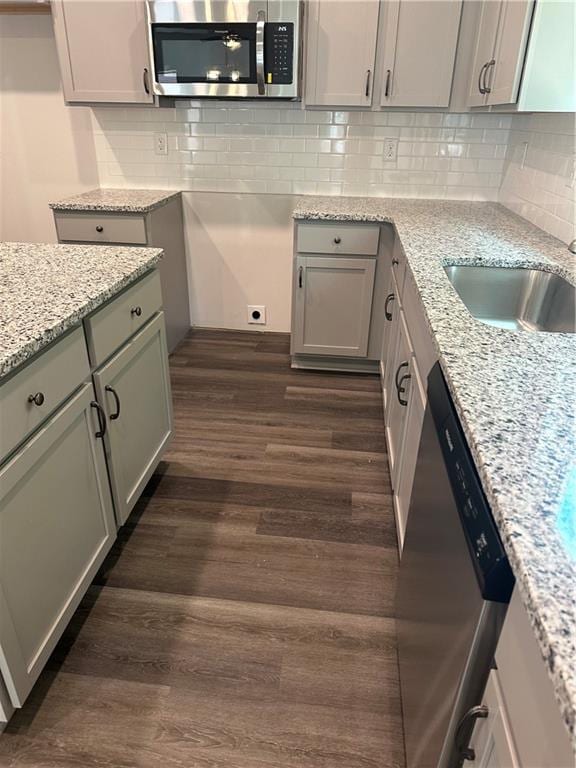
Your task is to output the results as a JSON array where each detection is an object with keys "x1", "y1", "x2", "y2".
[
  {"x1": 247, "y1": 305, "x2": 266, "y2": 325},
  {"x1": 154, "y1": 132, "x2": 168, "y2": 156},
  {"x1": 384, "y1": 138, "x2": 398, "y2": 162}
]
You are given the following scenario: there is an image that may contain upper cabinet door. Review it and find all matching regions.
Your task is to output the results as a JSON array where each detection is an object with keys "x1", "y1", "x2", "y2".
[
  {"x1": 51, "y1": 0, "x2": 154, "y2": 104},
  {"x1": 467, "y1": 0, "x2": 502, "y2": 107},
  {"x1": 305, "y1": 0, "x2": 380, "y2": 107},
  {"x1": 486, "y1": 0, "x2": 534, "y2": 105},
  {"x1": 380, "y1": 0, "x2": 463, "y2": 108}
]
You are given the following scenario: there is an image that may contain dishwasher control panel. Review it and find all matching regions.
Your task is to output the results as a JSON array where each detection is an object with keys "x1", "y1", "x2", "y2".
[{"x1": 430, "y1": 364, "x2": 515, "y2": 604}]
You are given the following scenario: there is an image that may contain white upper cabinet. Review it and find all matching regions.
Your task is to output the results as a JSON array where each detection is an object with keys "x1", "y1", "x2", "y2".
[
  {"x1": 305, "y1": 0, "x2": 380, "y2": 107},
  {"x1": 51, "y1": 0, "x2": 154, "y2": 104},
  {"x1": 467, "y1": 0, "x2": 534, "y2": 107},
  {"x1": 380, "y1": 0, "x2": 463, "y2": 108}
]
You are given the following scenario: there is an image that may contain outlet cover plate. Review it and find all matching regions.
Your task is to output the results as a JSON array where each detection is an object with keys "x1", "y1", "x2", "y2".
[
  {"x1": 384, "y1": 138, "x2": 398, "y2": 162},
  {"x1": 247, "y1": 305, "x2": 266, "y2": 325}
]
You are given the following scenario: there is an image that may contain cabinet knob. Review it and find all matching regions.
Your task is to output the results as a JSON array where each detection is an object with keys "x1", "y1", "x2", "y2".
[
  {"x1": 131, "y1": 306, "x2": 142, "y2": 317},
  {"x1": 333, "y1": 236, "x2": 341, "y2": 245},
  {"x1": 96, "y1": 225, "x2": 104, "y2": 233},
  {"x1": 27, "y1": 392, "x2": 45, "y2": 406},
  {"x1": 392, "y1": 258, "x2": 399, "y2": 266}
]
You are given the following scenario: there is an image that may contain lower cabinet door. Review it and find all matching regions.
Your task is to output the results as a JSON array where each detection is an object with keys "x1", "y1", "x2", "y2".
[
  {"x1": 93, "y1": 312, "x2": 173, "y2": 526},
  {"x1": 0, "y1": 383, "x2": 116, "y2": 707},
  {"x1": 469, "y1": 671, "x2": 520, "y2": 768},
  {"x1": 393, "y1": 367, "x2": 425, "y2": 553},
  {"x1": 385, "y1": 310, "x2": 414, "y2": 488},
  {"x1": 292, "y1": 255, "x2": 376, "y2": 357}
]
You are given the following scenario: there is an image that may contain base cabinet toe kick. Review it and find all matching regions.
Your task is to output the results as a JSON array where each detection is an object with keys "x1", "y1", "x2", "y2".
[{"x1": 0, "y1": 268, "x2": 173, "y2": 724}]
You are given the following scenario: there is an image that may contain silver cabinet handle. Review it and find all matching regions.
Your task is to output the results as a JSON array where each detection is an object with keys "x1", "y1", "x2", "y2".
[
  {"x1": 143, "y1": 67, "x2": 150, "y2": 95},
  {"x1": 384, "y1": 293, "x2": 395, "y2": 321},
  {"x1": 477, "y1": 62, "x2": 487, "y2": 94},
  {"x1": 27, "y1": 392, "x2": 45, "y2": 406},
  {"x1": 483, "y1": 59, "x2": 495, "y2": 94},
  {"x1": 90, "y1": 401, "x2": 107, "y2": 439},
  {"x1": 365, "y1": 69, "x2": 371, "y2": 98},
  {"x1": 384, "y1": 69, "x2": 392, "y2": 98},
  {"x1": 298, "y1": 265, "x2": 303, "y2": 288},
  {"x1": 455, "y1": 704, "x2": 489, "y2": 762},
  {"x1": 105, "y1": 385, "x2": 121, "y2": 421},
  {"x1": 256, "y1": 10, "x2": 266, "y2": 96}
]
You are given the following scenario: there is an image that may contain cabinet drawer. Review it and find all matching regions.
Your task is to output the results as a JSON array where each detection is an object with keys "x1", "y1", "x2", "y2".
[
  {"x1": 54, "y1": 212, "x2": 147, "y2": 245},
  {"x1": 297, "y1": 223, "x2": 380, "y2": 255},
  {"x1": 0, "y1": 327, "x2": 90, "y2": 463},
  {"x1": 85, "y1": 270, "x2": 162, "y2": 367},
  {"x1": 402, "y1": 269, "x2": 437, "y2": 383}
]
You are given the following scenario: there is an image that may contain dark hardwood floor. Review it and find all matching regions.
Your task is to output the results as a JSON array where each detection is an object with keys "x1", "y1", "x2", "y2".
[{"x1": 0, "y1": 329, "x2": 404, "y2": 768}]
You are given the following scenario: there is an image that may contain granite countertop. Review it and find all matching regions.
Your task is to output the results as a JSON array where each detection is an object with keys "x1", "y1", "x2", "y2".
[
  {"x1": 295, "y1": 196, "x2": 576, "y2": 748},
  {"x1": 49, "y1": 188, "x2": 180, "y2": 214},
  {"x1": 0, "y1": 242, "x2": 163, "y2": 379}
]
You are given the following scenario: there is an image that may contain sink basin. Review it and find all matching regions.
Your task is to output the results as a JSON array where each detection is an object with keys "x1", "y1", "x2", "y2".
[{"x1": 444, "y1": 265, "x2": 576, "y2": 333}]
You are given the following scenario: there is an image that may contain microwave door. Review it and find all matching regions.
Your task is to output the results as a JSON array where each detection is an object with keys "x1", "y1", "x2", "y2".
[{"x1": 151, "y1": 22, "x2": 261, "y2": 97}]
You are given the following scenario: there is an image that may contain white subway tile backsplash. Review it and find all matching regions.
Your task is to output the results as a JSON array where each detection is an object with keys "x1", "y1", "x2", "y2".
[
  {"x1": 92, "y1": 103, "x2": 571, "y2": 215},
  {"x1": 499, "y1": 113, "x2": 575, "y2": 244}
]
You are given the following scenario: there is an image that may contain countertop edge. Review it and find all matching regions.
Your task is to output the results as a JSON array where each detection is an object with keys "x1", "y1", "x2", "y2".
[{"x1": 0, "y1": 253, "x2": 162, "y2": 381}]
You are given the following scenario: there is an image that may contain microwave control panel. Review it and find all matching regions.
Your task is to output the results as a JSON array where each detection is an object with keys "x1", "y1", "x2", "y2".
[{"x1": 265, "y1": 23, "x2": 294, "y2": 84}]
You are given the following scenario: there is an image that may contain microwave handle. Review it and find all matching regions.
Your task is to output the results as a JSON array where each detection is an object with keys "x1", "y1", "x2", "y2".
[{"x1": 256, "y1": 9, "x2": 266, "y2": 95}]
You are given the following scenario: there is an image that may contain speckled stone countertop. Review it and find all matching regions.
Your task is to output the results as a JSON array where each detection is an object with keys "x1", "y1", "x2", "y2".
[
  {"x1": 295, "y1": 196, "x2": 576, "y2": 748},
  {"x1": 0, "y1": 242, "x2": 162, "y2": 379},
  {"x1": 49, "y1": 188, "x2": 180, "y2": 214}
]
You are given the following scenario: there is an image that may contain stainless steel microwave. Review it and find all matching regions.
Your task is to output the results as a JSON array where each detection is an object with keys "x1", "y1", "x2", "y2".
[{"x1": 146, "y1": 1, "x2": 303, "y2": 99}]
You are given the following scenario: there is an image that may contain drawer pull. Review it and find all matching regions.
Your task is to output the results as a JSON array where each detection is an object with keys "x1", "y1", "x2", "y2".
[
  {"x1": 105, "y1": 385, "x2": 121, "y2": 421},
  {"x1": 95, "y1": 225, "x2": 104, "y2": 233},
  {"x1": 392, "y1": 258, "x2": 399, "y2": 266},
  {"x1": 27, "y1": 392, "x2": 45, "y2": 407},
  {"x1": 333, "y1": 236, "x2": 341, "y2": 245},
  {"x1": 90, "y1": 401, "x2": 107, "y2": 439},
  {"x1": 131, "y1": 306, "x2": 143, "y2": 317}
]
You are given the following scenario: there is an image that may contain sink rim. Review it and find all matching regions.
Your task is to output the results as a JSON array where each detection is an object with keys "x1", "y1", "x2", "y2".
[{"x1": 442, "y1": 263, "x2": 576, "y2": 335}]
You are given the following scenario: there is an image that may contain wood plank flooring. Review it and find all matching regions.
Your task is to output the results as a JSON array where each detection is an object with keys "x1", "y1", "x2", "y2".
[{"x1": 0, "y1": 329, "x2": 404, "y2": 768}]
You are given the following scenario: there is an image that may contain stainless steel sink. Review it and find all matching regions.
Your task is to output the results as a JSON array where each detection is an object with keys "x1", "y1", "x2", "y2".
[{"x1": 444, "y1": 265, "x2": 575, "y2": 333}]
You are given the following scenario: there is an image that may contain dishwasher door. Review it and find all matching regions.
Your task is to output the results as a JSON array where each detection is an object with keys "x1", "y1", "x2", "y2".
[{"x1": 395, "y1": 363, "x2": 513, "y2": 768}]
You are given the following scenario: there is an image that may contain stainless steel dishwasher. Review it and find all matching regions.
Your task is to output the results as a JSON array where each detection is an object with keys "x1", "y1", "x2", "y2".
[{"x1": 396, "y1": 362, "x2": 515, "y2": 768}]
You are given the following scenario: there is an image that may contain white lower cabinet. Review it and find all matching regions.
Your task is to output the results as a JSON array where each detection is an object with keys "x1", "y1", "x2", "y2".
[
  {"x1": 93, "y1": 312, "x2": 173, "y2": 527},
  {"x1": 469, "y1": 671, "x2": 520, "y2": 768},
  {"x1": 380, "y1": 246, "x2": 436, "y2": 553},
  {"x1": 385, "y1": 309, "x2": 413, "y2": 489},
  {"x1": 0, "y1": 383, "x2": 116, "y2": 706},
  {"x1": 292, "y1": 255, "x2": 376, "y2": 358}
]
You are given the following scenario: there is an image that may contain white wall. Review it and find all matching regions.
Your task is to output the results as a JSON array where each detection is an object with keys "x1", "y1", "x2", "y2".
[
  {"x1": 0, "y1": 14, "x2": 98, "y2": 243},
  {"x1": 499, "y1": 113, "x2": 575, "y2": 245},
  {"x1": 183, "y1": 192, "x2": 295, "y2": 332},
  {"x1": 92, "y1": 102, "x2": 510, "y2": 201}
]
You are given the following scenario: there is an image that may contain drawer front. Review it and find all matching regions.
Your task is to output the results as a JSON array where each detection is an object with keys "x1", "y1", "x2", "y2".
[
  {"x1": 54, "y1": 212, "x2": 147, "y2": 245},
  {"x1": 0, "y1": 327, "x2": 90, "y2": 463},
  {"x1": 297, "y1": 223, "x2": 380, "y2": 255},
  {"x1": 85, "y1": 270, "x2": 163, "y2": 367},
  {"x1": 402, "y1": 269, "x2": 437, "y2": 384}
]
